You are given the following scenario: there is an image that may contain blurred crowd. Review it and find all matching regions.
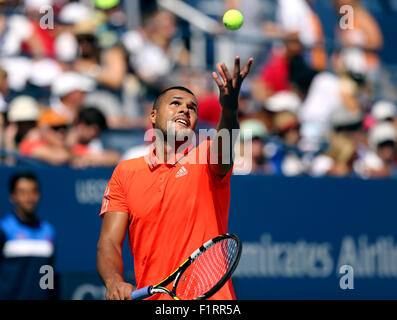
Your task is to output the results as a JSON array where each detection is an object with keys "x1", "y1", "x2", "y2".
[{"x1": 0, "y1": 0, "x2": 396, "y2": 178}]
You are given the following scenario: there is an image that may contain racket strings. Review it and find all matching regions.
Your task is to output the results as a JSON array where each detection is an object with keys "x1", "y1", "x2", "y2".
[{"x1": 176, "y1": 238, "x2": 238, "y2": 300}]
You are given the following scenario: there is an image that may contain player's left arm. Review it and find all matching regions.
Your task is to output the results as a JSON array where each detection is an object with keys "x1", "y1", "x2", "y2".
[{"x1": 209, "y1": 56, "x2": 253, "y2": 177}]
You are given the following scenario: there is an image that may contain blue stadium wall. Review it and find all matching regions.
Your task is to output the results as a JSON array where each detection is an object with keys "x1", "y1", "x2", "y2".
[{"x1": 1, "y1": 167, "x2": 397, "y2": 300}]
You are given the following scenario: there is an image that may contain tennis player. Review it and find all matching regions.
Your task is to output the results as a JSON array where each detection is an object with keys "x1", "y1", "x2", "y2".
[{"x1": 97, "y1": 56, "x2": 253, "y2": 300}]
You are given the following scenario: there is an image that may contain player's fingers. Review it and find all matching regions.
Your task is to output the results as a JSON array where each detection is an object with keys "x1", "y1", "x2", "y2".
[
  {"x1": 123, "y1": 284, "x2": 133, "y2": 300},
  {"x1": 107, "y1": 290, "x2": 120, "y2": 300},
  {"x1": 240, "y1": 58, "x2": 254, "y2": 79},
  {"x1": 233, "y1": 56, "x2": 241, "y2": 79},
  {"x1": 212, "y1": 71, "x2": 224, "y2": 89},
  {"x1": 216, "y1": 63, "x2": 227, "y2": 85},
  {"x1": 117, "y1": 286, "x2": 128, "y2": 300},
  {"x1": 220, "y1": 62, "x2": 233, "y2": 83}
]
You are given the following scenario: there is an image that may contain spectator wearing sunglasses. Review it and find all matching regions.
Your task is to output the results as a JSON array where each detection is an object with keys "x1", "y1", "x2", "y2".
[{"x1": 19, "y1": 110, "x2": 71, "y2": 166}]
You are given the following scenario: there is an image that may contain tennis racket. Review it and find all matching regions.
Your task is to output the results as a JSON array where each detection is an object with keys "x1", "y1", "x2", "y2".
[{"x1": 130, "y1": 233, "x2": 242, "y2": 300}]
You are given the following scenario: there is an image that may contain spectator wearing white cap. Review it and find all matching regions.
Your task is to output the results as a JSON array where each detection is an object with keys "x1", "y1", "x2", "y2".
[
  {"x1": 371, "y1": 101, "x2": 396, "y2": 123},
  {"x1": 54, "y1": 1, "x2": 94, "y2": 64},
  {"x1": 49, "y1": 72, "x2": 95, "y2": 124},
  {"x1": 354, "y1": 122, "x2": 397, "y2": 178},
  {"x1": 3, "y1": 96, "x2": 40, "y2": 165},
  {"x1": 251, "y1": 90, "x2": 302, "y2": 133},
  {"x1": 370, "y1": 100, "x2": 397, "y2": 133},
  {"x1": 265, "y1": 91, "x2": 302, "y2": 114},
  {"x1": 233, "y1": 119, "x2": 268, "y2": 175}
]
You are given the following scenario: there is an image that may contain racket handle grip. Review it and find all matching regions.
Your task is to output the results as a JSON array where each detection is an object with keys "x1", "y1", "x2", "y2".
[{"x1": 131, "y1": 286, "x2": 152, "y2": 300}]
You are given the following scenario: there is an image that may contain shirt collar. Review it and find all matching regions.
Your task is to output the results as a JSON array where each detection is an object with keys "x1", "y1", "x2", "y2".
[{"x1": 145, "y1": 142, "x2": 195, "y2": 169}]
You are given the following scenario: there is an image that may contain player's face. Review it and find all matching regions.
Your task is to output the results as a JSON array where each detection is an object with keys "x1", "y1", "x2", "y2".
[
  {"x1": 151, "y1": 89, "x2": 199, "y2": 140},
  {"x1": 10, "y1": 178, "x2": 40, "y2": 218}
]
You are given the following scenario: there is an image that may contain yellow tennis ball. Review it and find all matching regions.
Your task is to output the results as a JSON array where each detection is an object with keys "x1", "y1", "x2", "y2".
[
  {"x1": 94, "y1": 0, "x2": 120, "y2": 10},
  {"x1": 223, "y1": 9, "x2": 244, "y2": 31}
]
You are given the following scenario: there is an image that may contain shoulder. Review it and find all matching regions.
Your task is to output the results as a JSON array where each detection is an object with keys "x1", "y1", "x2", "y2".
[
  {"x1": 110, "y1": 157, "x2": 148, "y2": 184},
  {"x1": 116, "y1": 157, "x2": 147, "y2": 173},
  {"x1": 40, "y1": 220, "x2": 56, "y2": 238},
  {"x1": 0, "y1": 214, "x2": 18, "y2": 240},
  {"x1": 0, "y1": 213, "x2": 15, "y2": 230}
]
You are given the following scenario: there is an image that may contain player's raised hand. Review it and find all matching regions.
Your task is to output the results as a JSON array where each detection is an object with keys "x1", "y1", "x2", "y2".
[{"x1": 212, "y1": 56, "x2": 254, "y2": 112}]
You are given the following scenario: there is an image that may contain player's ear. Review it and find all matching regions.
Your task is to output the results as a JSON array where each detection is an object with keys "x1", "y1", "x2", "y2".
[{"x1": 150, "y1": 109, "x2": 157, "y2": 128}]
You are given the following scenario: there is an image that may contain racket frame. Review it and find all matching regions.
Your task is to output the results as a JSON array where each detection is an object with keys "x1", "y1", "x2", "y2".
[{"x1": 142, "y1": 233, "x2": 242, "y2": 300}]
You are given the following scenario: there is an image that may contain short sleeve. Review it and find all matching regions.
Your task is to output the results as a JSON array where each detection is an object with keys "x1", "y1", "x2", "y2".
[{"x1": 100, "y1": 164, "x2": 129, "y2": 217}]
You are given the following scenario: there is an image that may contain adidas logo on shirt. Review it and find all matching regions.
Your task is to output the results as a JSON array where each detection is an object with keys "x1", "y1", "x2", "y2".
[{"x1": 175, "y1": 166, "x2": 188, "y2": 178}]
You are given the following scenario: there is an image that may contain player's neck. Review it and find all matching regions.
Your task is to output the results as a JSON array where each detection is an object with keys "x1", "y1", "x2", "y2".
[{"x1": 153, "y1": 139, "x2": 189, "y2": 164}]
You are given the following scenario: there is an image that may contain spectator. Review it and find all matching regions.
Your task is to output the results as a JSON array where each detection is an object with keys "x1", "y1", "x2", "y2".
[
  {"x1": 329, "y1": 106, "x2": 367, "y2": 163},
  {"x1": 0, "y1": 68, "x2": 9, "y2": 156},
  {"x1": 252, "y1": 32, "x2": 317, "y2": 107},
  {"x1": 72, "y1": 25, "x2": 128, "y2": 94},
  {"x1": 0, "y1": 171, "x2": 56, "y2": 300},
  {"x1": 71, "y1": 30, "x2": 127, "y2": 128},
  {"x1": 234, "y1": 119, "x2": 268, "y2": 175},
  {"x1": 122, "y1": 10, "x2": 190, "y2": 87},
  {"x1": 262, "y1": 90, "x2": 302, "y2": 131},
  {"x1": 299, "y1": 50, "x2": 365, "y2": 137},
  {"x1": 66, "y1": 107, "x2": 121, "y2": 168},
  {"x1": 93, "y1": 0, "x2": 128, "y2": 50},
  {"x1": 3, "y1": 96, "x2": 41, "y2": 165},
  {"x1": 0, "y1": 4, "x2": 33, "y2": 57},
  {"x1": 355, "y1": 122, "x2": 396, "y2": 178},
  {"x1": 0, "y1": 68, "x2": 8, "y2": 116},
  {"x1": 335, "y1": 0, "x2": 384, "y2": 75},
  {"x1": 266, "y1": 0, "x2": 327, "y2": 71},
  {"x1": 22, "y1": 0, "x2": 56, "y2": 58},
  {"x1": 370, "y1": 100, "x2": 397, "y2": 130},
  {"x1": 54, "y1": 0, "x2": 94, "y2": 64},
  {"x1": 310, "y1": 134, "x2": 357, "y2": 177},
  {"x1": 50, "y1": 72, "x2": 95, "y2": 125},
  {"x1": 266, "y1": 110, "x2": 305, "y2": 176},
  {"x1": 19, "y1": 110, "x2": 71, "y2": 166}
]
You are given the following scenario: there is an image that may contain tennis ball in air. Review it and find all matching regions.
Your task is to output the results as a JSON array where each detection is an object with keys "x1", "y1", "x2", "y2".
[
  {"x1": 94, "y1": 0, "x2": 120, "y2": 10},
  {"x1": 223, "y1": 9, "x2": 244, "y2": 31}
]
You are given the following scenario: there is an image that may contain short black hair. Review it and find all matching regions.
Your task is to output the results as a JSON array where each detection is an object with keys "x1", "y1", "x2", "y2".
[
  {"x1": 9, "y1": 171, "x2": 39, "y2": 194},
  {"x1": 78, "y1": 107, "x2": 108, "y2": 131},
  {"x1": 153, "y1": 86, "x2": 196, "y2": 111}
]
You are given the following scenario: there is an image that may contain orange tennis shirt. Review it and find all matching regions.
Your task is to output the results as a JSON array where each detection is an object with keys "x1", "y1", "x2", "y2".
[{"x1": 99, "y1": 140, "x2": 236, "y2": 300}]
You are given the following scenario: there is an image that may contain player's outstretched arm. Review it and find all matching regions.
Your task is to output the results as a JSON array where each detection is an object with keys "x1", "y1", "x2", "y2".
[
  {"x1": 210, "y1": 56, "x2": 254, "y2": 177},
  {"x1": 97, "y1": 211, "x2": 133, "y2": 300}
]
